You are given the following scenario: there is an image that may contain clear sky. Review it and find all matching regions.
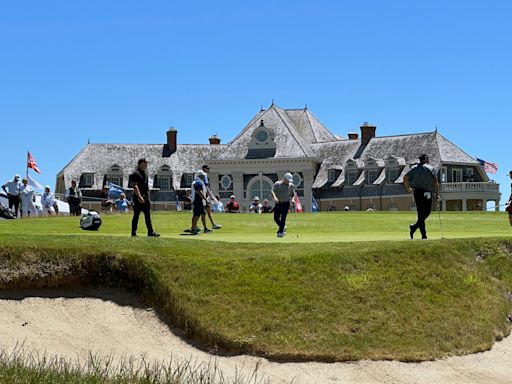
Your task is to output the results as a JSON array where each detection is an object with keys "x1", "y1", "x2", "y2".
[{"x1": 1, "y1": 1, "x2": 511, "y2": 206}]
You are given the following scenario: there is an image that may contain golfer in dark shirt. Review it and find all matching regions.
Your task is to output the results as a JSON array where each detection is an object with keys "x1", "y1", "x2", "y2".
[
  {"x1": 403, "y1": 154, "x2": 440, "y2": 239},
  {"x1": 128, "y1": 158, "x2": 160, "y2": 237}
]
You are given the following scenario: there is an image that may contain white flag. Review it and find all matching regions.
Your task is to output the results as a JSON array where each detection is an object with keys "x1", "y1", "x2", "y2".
[{"x1": 28, "y1": 175, "x2": 44, "y2": 190}]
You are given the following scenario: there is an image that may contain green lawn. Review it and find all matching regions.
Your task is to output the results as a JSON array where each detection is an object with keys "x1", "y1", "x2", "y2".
[
  {"x1": 1, "y1": 211, "x2": 512, "y2": 363},
  {"x1": 0, "y1": 210, "x2": 510, "y2": 242}
]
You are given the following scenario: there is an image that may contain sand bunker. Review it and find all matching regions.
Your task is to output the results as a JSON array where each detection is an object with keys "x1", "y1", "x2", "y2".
[{"x1": 1, "y1": 288, "x2": 511, "y2": 384}]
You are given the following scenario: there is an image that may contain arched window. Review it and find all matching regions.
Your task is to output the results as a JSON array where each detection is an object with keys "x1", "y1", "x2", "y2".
[{"x1": 247, "y1": 175, "x2": 273, "y2": 200}]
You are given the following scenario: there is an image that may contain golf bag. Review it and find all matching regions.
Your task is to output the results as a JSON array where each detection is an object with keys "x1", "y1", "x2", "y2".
[
  {"x1": 0, "y1": 202, "x2": 15, "y2": 219},
  {"x1": 80, "y1": 210, "x2": 102, "y2": 230}
]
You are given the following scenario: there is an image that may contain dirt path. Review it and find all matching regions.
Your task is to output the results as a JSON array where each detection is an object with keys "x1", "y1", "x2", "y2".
[{"x1": 1, "y1": 288, "x2": 511, "y2": 383}]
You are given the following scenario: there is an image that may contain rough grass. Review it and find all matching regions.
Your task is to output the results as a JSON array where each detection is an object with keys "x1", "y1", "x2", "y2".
[{"x1": 1, "y1": 212, "x2": 512, "y2": 366}]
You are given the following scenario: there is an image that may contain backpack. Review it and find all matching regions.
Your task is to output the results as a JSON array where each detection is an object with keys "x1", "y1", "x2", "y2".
[
  {"x1": 0, "y1": 203, "x2": 15, "y2": 219},
  {"x1": 80, "y1": 210, "x2": 102, "y2": 230}
]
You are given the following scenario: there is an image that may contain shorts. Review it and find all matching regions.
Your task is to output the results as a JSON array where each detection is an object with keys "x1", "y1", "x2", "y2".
[{"x1": 193, "y1": 202, "x2": 206, "y2": 216}]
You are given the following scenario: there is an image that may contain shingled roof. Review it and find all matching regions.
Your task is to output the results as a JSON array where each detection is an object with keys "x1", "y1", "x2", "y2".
[
  {"x1": 217, "y1": 104, "x2": 342, "y2": 160},
  {"x1": 310, "y1": 131, "x2": 482, "y2": 188},
  {"x1": 57, "y1": 143, "x2": 227, "y2": 190}
]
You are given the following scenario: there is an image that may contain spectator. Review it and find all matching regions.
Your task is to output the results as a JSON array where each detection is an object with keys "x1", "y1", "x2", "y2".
[
  {"x1": 65, "y1": 179, "x2": 82, "y2": 216},
  {"x1": 2, "y1": 174, "x2": 21, "y2": 218},
  {"x1": 20, "y1": 177, "x2": 37, "y2": 218},
  {"x1": 249, "y1": 196, "x2": 263, "y2": 213},
  {"x1": 41, "y1": 185, "x2": 57, "y2": 216},
  {"x1": 261, "y1": 198, "x2": 273, "y2": 213},
  {"x1": 212, "y1": 194, "x2": 224, "y2": 212},
  {"x1": 225, "y1": 195, "x2": 240, "y2": 213},
  {"x1": 188, "y1": 170, "x2": 210, "y2": 234},
  {"x1": 113, "y1": 192, "x2": 131, "y2": 213},
  {"x1": 100, "y1": 186, "x2": 113, "y2": 213},
  {"x1": 182, "y1": 189, "x2": 192, "y2": 211}
]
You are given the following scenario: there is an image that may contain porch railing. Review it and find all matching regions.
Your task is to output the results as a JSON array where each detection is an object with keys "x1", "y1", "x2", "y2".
[{"x1": 440, "y1": 182, "x2": 500, "y2": 193}]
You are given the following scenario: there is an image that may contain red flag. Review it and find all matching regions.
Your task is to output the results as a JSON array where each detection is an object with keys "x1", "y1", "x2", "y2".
[
  {"x1": 27, "y1": 151, "x2": 41, "y2": 174},
  {"x1": 294, "y1": 194, "x2": 303, "y2": 212}
]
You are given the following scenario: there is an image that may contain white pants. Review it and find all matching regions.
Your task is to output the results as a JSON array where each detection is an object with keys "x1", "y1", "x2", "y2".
[{"x1": 21, "y1": 198, "x2": 38, "y2": 218}]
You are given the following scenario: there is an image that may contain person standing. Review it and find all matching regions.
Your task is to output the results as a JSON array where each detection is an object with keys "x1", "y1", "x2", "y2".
[
  {"x1": 128, "y1": 158, "x2": 160, "y2": 237},
  {"x1": 403, "y1": 154, "x2": 440, "y2": 239},
  {"x1": 65, "y1": 179, "x2": 82, "y2": 216},
  {"x1": 2, "y1": 174, "x2": 21, "y2": 218},
  {"x1": 188, "y1": 170, "x2": 210, "y2": 234},
  {"x1": 271, "y1": 173, "x2": 296, "y2": 238},
  {"x1": 20, "y1": 177, "x2": 37, "y2": 218},
  {"x1": 201, "y1": 164, "x2": 222, "y2": 229}
]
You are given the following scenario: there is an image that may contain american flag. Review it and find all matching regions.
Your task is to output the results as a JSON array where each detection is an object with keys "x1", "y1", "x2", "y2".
[{"x1": 477, "y1": 158, "x2": 498, "y2": 175}]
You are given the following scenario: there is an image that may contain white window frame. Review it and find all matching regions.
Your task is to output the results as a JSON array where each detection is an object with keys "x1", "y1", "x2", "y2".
[
  {"x1": 82, "y1": 173, "x2": 94, "y2": 187},
  {"x1": 247, "y1": 175, "x2": 274, "y2": 201}
]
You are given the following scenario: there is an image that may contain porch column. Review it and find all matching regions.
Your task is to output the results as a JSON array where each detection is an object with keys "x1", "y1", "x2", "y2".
[
  {"x1": 462, "y1": 198, "x2": 467, "y2": 211},
  {"x1": 495, "y1": 199, "x2": 500, "y2": 212},
  {"x1": 232, "y1": 172, "x2": 243, "y2": 203},
  {"x1": 302, "y1": 169, "x2": 314, "y2": 212}
]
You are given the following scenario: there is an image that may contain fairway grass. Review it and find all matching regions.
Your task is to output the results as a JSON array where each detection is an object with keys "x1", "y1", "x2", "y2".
[{"x1": 1, "y1": 211, "x2": 512, "y2": 364}]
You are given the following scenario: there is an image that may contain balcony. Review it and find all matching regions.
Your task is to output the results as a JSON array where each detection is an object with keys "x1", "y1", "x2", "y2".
[{"x1": 440, "y1": 182, "x2": 500, "y2": 193}]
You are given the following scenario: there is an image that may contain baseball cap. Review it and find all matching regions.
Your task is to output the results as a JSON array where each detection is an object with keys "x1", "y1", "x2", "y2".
[
  {"x1": 202, "y1": 164, "x2": 209, "y2": 169},
  {"x1": 14, "y1": 174, "x2": 20, "y2": 179},
  {"x1": 137, "y1": 158, "x2": 148, "y2": 164},
  {"x1": 254, "y1": 196, "x2": 259, "y2": 201},
  {"x1": 230, "y1": 195, "x2": 235, "y2": 199},
  {"x1": 45, "y1": 185, "x2": 51, "y2": 190},
  {"x1": 284, "y1": 172, "x2": 293, "y2": 182}
]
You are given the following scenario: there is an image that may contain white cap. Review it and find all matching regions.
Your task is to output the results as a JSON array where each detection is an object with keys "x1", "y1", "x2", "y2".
[
  {"x1": 254, "y1": 196, "x2": 259, "y2": 200},
  {"x1": 14, "y1": 174, "x2": 20, "y2": 178},
  {"x1": 230, "y1": 195, "x2": 235, "y2": 199},
  {"x1": 284, "y1": 172, "x2": 293, "y2": 182},
  {"x1": 45, "y1": 185, "x2": 51, "y2": 190}
]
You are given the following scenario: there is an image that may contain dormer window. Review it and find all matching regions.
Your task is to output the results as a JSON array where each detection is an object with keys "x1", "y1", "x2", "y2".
[{"x1": 246, "y1": 120, "x2": 276, "y2": 159}]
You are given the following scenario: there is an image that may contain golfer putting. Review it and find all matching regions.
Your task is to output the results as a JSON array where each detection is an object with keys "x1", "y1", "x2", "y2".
[{"x1": 271, "y1": 172, "x2": 296, "y2": 238}]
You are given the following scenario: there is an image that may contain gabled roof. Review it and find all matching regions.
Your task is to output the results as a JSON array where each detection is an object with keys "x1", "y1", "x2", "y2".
[{"x1": 217, "y1": 104, "x2": 341, "y2": 160}]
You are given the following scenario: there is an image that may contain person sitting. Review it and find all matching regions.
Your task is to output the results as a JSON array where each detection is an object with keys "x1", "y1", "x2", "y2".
[
  {"x1": 249, "y1": 196, "x2": 263, "y2": 213},
  {"x1": 261, "y1": 198, "x2": 273, "y2": 213},
  {"x1": 41, "y1": 185, "x2": 57, "y2": 216},
  {"x1": 182, "y1": 189, "x2": 192, "y2": 210},
  {"x1": 211, "y1": 194, "x2": 224, "y2": 212},
  {"x1": 100, "y1": 186, "x2": 113, "y2": 213},
  {"x1": 113, "y1": 193, "x2": 131, "y2": 213},
  {"x1": 225, "y1": 195, "x2": 240, "y2": 213}
]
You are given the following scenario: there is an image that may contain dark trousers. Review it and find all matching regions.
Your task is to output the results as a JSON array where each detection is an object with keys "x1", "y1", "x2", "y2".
[
  {"x1": 69, "y1": 204, "x2": 81, "y2": 216},
  {"x1": 131, "y1": 199, "x2": 154, "y2": 235},
  {"x1": 411, "y1": 189, "x2": 433, "y2": 237},
  {"x1": 274, "y1": 201, "x2": 290, "y2": 233},
  {"x1": 8, "y1": 195, "x2": 20, "y2": 218}
]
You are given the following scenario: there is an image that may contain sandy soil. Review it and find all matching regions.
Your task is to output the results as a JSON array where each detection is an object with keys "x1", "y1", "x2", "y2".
[{"x1": 1, "y1": 288, "x2": 511, "y2": 384}]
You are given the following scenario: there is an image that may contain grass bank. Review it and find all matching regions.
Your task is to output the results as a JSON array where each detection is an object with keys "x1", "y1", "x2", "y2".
[{"x1": 1, "y1": 212, "x2": 512, "y2": 363}]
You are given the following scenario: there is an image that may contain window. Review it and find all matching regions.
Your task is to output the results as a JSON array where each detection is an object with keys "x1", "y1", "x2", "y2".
[
  {"x1": 80, "y1": 173, "x2": 94, "y2": 188},
  {"x1": 440, "y1": 167, "x2": 447, "y2": 183},
  {"x1": 292, "y1": 172, "x2": 302, "y2": 187},
  {"x1": 328, "y1": 169, "x2": 338, "y2": 182},
  {"x1": 248, "y1": 176, "x2": 273, "y2": 200},
  {"x1": 220, "y1": 175, "x2": 232, "y2": 190},
  {"x1": 367, "y1": 170, "x2": 380, "y2": 184},
  {"x1": 452, "y1": 168, "x2": 463, "y2": 182},
  {"x1": 158, "y1": 176, "x2": 171, "y2": 191},
  {"x1": 107, "y1": 176, "x2": 122, "y2": 186},
  {"x1": 347, "y1": 172, "x2": 358, "y2": 186},
  {"x1": 386, "y1": 168, "x2": 400, "y2": 184},
  {"x1": 182, "y1": 173, "x2": 194, "y2": 187}
]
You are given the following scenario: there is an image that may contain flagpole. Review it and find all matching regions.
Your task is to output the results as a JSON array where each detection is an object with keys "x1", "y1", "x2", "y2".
[{"x1": 26, "y1": 151, "x2": 29, "y2": 180}]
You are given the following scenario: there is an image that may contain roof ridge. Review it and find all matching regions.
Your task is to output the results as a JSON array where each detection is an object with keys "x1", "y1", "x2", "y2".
[
  {"x1": 272, "y1": 105, "x2": 312, "y2": 157},
  {"x1": 304, "y1": 109, "x2": 320, "y2": 142}
]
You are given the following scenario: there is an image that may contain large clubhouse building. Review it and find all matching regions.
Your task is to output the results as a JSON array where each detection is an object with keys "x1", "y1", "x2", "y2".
[{"x1": 56, "y1": 104, "x2": 501, "y2": 212}]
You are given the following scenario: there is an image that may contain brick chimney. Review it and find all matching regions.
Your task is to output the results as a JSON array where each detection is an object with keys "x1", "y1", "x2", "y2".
[
  {"x1": 360, "y1": 122, "x2": 376, "y2": 145},
  {"x1": 209, "y1": 134, "x2": 221, "y2": 145},
  {"x1": 166, "y1": 127, "x2": 177, "y2": 154},
  {"x1": 348, "y1": 132, "x2": 359, "y2": 140}
]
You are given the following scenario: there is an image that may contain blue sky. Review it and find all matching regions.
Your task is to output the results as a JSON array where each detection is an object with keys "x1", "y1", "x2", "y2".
[{"x1": 1, "y1": 1, "x2": 511, "y2": 206}]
